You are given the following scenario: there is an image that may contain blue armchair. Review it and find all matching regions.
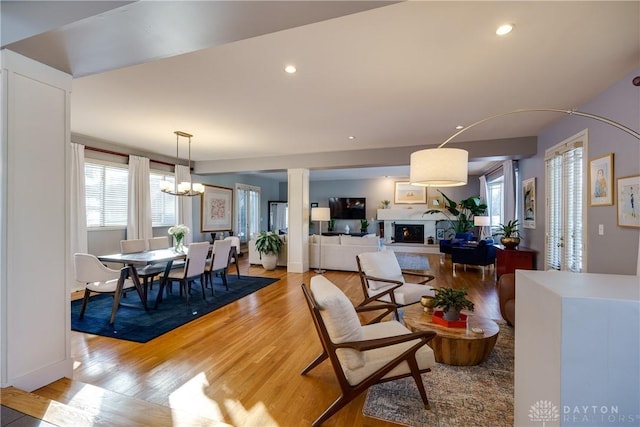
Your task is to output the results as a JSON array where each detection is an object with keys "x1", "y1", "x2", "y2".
[
  {"x1": 439, "y1": 232, "x2": 475, "y2": 254},
  {"x1": 451, "y1": 238, "x2": 496, "y2": 278}
]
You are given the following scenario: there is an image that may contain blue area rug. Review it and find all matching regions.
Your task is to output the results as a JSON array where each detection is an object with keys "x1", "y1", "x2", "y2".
[{"x1": 71, "y1": 275, "x2": 278, "y2": 343}]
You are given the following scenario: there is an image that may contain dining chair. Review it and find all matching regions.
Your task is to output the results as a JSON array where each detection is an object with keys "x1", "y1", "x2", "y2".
[
  {"x1": 205, "y1": 239, "x2": 232, "y2": 293},
  {"x1": 224, "y1": 236, "x2": 241, "y2": 278},
  {"x1": 74, "y1": 253, "x2": 136, "y2": 324},
  {"x1": 120, "y1": 239, "x2": 165, "y2": 300},
  {"x1": 356, "y1": 251, "x2": 436, "y2": 316},
  {"x1": 148, "y1": 236, "x2": 171, "y2": 250},
  {"x1": 301, "y1": 275, "x2": 436, "y2": 426},
  {"x1": 166, "y1": 241, "x2": 210, "y2": 305}
]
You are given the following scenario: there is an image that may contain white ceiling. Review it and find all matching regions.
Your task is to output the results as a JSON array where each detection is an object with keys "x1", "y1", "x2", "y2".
[{"x1": 4, "y1": 1, "x2": 640, "y2": 181}]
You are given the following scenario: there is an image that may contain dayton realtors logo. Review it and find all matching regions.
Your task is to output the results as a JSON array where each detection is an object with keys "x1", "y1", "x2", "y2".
[{"x1": 529, "y1": 400, "x2": 560, "y2": 426}]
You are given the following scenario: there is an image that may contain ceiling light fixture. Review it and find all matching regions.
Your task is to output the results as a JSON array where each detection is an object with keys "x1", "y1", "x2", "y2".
[
  {"x1": 160, "y1": 131, "x2": 205, "y2": 196},
  {"x1": 496, "y1": 24, "x2": 514, "y2": 36},
  {"x1": 456, "y1": 125, "x2": 464, "y2": 130},
  {"x1": 348, "y1": 136, "x2": 356, "y2": 140},
  {"x1": 410, "y1": 108, "x2": 640, "y2": 187},
  {"x1": 284, "y1": 65, "x2": 297, "y2": 74}
]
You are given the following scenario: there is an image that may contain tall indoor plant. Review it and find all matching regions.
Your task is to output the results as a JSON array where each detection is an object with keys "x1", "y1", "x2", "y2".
[
  {"x1": 424, "y1": 190, "x2": 487, "y2": 235},
  {"x1": 255, "y1": 231, "x2": 283, "y2": 270}
]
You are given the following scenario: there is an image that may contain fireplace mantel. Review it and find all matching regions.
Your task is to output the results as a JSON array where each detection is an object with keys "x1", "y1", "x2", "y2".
[{"x1": 376, "y1": 208, "x2": 448, "y2": 222}]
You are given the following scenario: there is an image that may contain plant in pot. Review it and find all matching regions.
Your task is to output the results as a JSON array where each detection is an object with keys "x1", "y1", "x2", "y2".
[
  {"x1": 381, "y1": 200, "x2": 391, "y2": 209},
  {"x1": 254, "y1": 231, "x2": 283, "y2": 270},
  {"x1": 493, "y1": 219, "x2": 522, "y2": 249},
  {"x1": 423, "y1": 190, "x2": 487, "y2": 234},
  {"x1": 431, "y1": 286, "x2": 475, "y2": 321},
  {"x1": 360, "y1": 218, "x2": 369, "y2": 233},
  {"x1": 327, "y1": 218, "x2": 335, "y2": 232}
]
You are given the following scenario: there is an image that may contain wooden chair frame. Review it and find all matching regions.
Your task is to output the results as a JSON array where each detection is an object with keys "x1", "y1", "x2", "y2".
[{"x1": 301, "y1": 283, "x2": 436, "y2": 427}]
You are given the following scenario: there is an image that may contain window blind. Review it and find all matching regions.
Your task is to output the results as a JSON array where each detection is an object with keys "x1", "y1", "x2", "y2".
[
  {"x1": 150, "y1": 172, "x2": 176, "y2": 226},
  {"x1": 545, "y1": 139, "x2": 584, "y2": 272},
  {"x1": 85, "y1": 161, "x2": 128, "y2": 227}
]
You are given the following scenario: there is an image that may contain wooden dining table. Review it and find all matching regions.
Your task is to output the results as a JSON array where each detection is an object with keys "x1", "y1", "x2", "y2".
[{"x1": 98, "y1": 248, "x2": 187, "y2": 309}]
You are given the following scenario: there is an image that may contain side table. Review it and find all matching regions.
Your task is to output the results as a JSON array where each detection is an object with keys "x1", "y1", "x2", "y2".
[{"x1": 495, "y1": 245, "x2": 536, "y2": 278}]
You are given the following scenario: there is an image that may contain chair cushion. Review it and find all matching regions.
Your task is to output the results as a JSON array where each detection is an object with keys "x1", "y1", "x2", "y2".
[
  {"x1": 358, "y1": 250, "x2": 405, "y2": 290},
  {"x1": 373, "y1": 282, "x2": 435, "y2": 306},
  {"x1": 343, "y1": 320, "x2": 436, "y2": 385},
  {"x1": 310, "y1": 275, "x2": 365, "y2": 370},
  {"x1": 86, "y1": 278, "x2": 135, "y2": 293}
]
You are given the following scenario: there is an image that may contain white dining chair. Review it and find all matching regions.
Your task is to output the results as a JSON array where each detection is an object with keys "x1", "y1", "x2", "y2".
[
  {"x1": 74, "y1": 253, "x2": 136, "y2": 324},
  {"x1": 224, "y1": 236, "x2": 241, "y2": 278},
  {"x1": 166, "y1": 241, "x2": 210, "y2": 305},
  {"x1": 205, "y1": 239, "x2": 232, "y2": 293},
  {"x1": 148, "y1": 236, "x2": 171, "y2": 250},
  {"x1": 120, "y1": 239, "x2": 164, "y2": 299}
]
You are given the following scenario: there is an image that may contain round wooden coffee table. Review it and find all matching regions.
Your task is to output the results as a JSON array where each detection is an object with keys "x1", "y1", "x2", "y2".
[{"x1": 402, "y1": 304, "x2": 500, "y2": 366}]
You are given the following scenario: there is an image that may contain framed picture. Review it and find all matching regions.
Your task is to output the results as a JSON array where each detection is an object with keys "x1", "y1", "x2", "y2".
[
  {"x1": 427, "y1": 194, "x2": 445, "y2": 210},
  {"x1": 200, "y1": 184, "x2": 233, "y2": 232},
  {"x1": 522, "y1": 177, "x2": 536, "y2": 229},
  {"x1": 394, "y1": 181, "x2": 427, "y2": 204},
  {"x1": 589, "y1": 153, "x2": 614, "y2": 206},
  {"x1": 617, "y1": 175, "x2": 640, "y2": 228}
]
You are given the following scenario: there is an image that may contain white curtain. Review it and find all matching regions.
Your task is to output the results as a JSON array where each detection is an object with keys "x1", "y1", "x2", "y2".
[
  {"x1": 479, "y1": 175, "x2": 488, "y2": 213},
  {"x1": 176, "y1": 165, "x2": 194, "y2": 244},
  {"x1": 503, "y1": 160, "x2": 516, "y2": 223},
  {"x1": 127, "y1": 155, "x2": 153, "y2": 243},
  {"x1": 70, "y1": 143, "x2": 88, "y2": 292}
]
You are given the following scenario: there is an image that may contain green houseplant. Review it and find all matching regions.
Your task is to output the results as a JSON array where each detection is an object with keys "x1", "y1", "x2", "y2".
[
  {"x1": 424, "y1": 190, "x2": 487, "y2": 235},
  {"x1": 360, "y1": 218, "x2": 370, "y2": 233},
  {"x1": 327, "y1": 218, "x2": 335, "y2": 232},
  {"x1": 431, "y1": 286, "x2": 475, "y2": 321},
  {"x1": 493, "y1": 219, "x2": 522, "y2": 249},
  {"x1": 255, "y1": 231, "x2": 283, "y2": 270}
]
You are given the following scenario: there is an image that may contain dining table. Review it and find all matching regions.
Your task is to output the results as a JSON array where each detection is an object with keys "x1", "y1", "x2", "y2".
[{"x1": 97, "y1": 248, "x2": 187, "y2": 309}]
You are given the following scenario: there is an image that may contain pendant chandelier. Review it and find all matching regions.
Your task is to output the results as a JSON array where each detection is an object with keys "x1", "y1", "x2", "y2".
[{"x1": 159, "y1": 131, "x2": 205, "y2": 196}]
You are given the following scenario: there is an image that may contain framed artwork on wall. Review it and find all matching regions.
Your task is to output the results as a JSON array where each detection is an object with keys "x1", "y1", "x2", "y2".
[
  {"x1": 617, "y1": 175, "x2": 640, "y2": 228},
  {"x1": 522, "y1": 177, "x2": 536, "y2": 229},
  {"x1": 200, "y1": 184, "x2": 233, "y2": 232},
  {"x1": 589, "y1": 153, "x2": 614, "y2": 206},
  {"x1": 394, "y1": 181, "x2": 427, "y2": 204}
]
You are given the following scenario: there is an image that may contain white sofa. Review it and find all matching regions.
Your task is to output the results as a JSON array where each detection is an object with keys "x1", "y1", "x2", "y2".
[
  {"x1": 309, "y1": 234, "x2": 382, "y2": 272},
  {"x1": 248, "y1": 234, "x2": 382, "y2": 271},
  {"x1": 248, "y1": 236, "x2": 288, "y2": 267}
]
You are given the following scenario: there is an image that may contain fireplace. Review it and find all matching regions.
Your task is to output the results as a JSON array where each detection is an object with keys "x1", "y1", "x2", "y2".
[{"x1": 394, "y1": 224, "x2": 424, "y2": 244}]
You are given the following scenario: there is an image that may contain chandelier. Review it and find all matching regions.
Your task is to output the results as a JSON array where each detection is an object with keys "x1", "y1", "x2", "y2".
[{"x1": 159, "y1": 131, "x2": 205, "y2": 196}]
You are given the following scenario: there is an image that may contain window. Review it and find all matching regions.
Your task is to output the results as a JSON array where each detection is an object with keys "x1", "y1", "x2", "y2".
[
  {"x1": 85, "y1": 160, "x2": 128, "y2": 228},
  {"x1": 487, "y1": 176, "x2": 504, "y2": 233},
  {"x1": 545, "y1": 130, "x2": 586, "y2": 272},
  {"x1": 236, "y1": 184, "x2": 261, "y2": 244},
  {"x1": 150, "y1": 171, "x2": 176, "y2": 226}
]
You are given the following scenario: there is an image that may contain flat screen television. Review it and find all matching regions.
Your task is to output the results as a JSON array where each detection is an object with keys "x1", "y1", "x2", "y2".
[{"x1": 328, "y1": 197, "x2": 366, "y2": 219}]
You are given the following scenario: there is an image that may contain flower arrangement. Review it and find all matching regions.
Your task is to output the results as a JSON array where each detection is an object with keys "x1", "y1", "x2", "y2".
[{"x1": 168, "y1": 224, "x2": 190, "y2": 251}]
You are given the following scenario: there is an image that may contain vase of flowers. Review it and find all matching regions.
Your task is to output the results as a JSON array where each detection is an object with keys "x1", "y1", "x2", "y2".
[{"x1": 168, "y1": 224, "x2": 190, "y2": 252}]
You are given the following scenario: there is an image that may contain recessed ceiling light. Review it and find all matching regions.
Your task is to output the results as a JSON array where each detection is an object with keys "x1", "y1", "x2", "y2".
[
  {"x1": 348, "y1": 136, "x2": 356, "y2": 140},
  {"x1": 456, "y1": 125, "x2": 464, "y2": 130},
  {"x1": 284, "y1": 65, "x2": 297, "y2": 74},
  {"x1": 496, "y1": 24, "x2": 514, "y2": 36}
]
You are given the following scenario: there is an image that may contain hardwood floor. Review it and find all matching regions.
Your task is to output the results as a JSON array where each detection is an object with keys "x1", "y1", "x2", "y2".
[{"x1": 30, "y1": 253, "x2": 503, "y2": 426}]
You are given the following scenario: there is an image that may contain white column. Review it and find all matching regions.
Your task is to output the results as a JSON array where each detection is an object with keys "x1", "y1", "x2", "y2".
[
  {"x1": 287, "y1": 168, "x2": 309, "y2": 273},
  {"x1": 0, "y1": 50, "x2": 73, "y2": 390}
]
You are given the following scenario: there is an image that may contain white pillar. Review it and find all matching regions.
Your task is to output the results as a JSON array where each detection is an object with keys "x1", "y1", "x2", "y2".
[
  {"x1": 0, "y1": 50, "x2": 73, "y2": 390},
  {"x1": 287, "y1": 169, "x2": 309, "y2": 273}
]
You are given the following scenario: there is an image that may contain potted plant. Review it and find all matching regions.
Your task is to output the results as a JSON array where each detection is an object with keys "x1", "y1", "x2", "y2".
[
  {"x1": 327, "y1": 218, "x2": 335, "y2": 232},
  {"x1": 381, "y1": 200, "x2": 391, "y2": 209},
  {"x1": 431, "y1": 286, "x2": 475, "y2": 321},
  {"x1": 254, "y1": 231, "x2": 283, "y2": 270},
  {"x1": 360, "y1": 218, "x2": 370, "y2": 233},
  {"x1": 423, "y1": 190, "x2": 487, "y2": 234},
  {"x1": 493, "y1": 219, "x2": 522, "y2": 249}
]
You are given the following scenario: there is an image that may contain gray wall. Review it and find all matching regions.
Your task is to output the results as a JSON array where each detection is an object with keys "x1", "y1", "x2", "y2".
[{"x1": 519, "y1": 67, "x2": 640, "y2": 275}]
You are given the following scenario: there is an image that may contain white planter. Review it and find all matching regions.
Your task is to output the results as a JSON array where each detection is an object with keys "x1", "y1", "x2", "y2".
[{"x1": 261, "y1": 253, "x2": 278, "y2": 270}]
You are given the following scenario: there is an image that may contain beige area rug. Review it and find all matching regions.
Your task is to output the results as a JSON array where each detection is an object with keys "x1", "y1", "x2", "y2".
[{"x1": 363, "y1": 323, "x2": 514, "y2": 427}]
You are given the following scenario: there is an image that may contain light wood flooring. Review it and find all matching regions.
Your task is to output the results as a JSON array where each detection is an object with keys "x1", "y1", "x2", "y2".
[{"x1": 2, "y1": 253, "x2": 503, "y2": 426}]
